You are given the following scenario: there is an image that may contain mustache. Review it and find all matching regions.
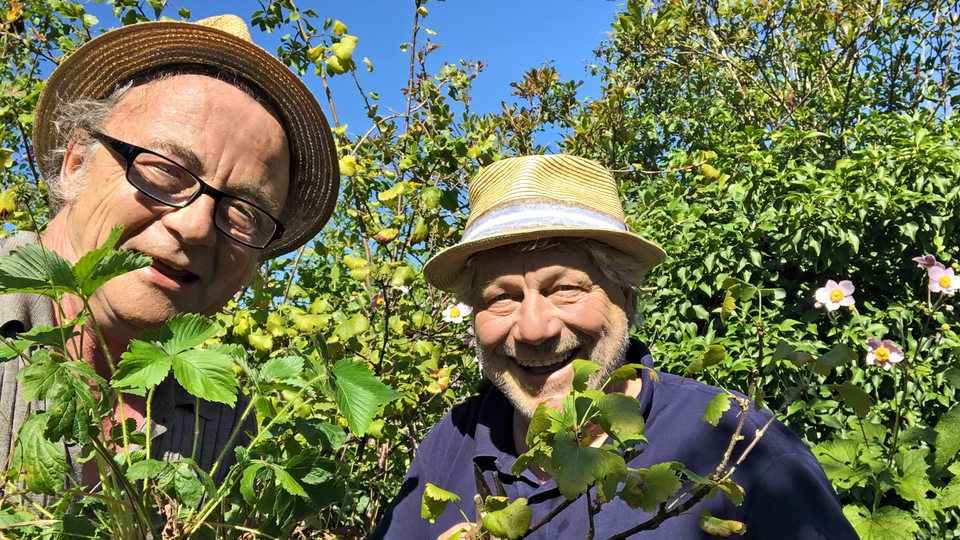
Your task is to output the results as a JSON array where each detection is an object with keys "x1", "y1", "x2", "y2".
[{"x1": 497, "y1": 335, "x2": 586, "y2": 360}]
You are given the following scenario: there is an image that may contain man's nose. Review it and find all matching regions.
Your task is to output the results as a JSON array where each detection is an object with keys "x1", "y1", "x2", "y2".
[
  {"x1": 511, "y1": 293, "x2": 562, "y2": 345},
  {"x1": 160, "y1": 195, "x2": 218, "y2": 247}
]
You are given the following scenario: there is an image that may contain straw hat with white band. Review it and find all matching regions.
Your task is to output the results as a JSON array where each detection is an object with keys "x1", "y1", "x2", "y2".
[
  {"x1": 33, "y1": 14, "x2": 339, "y2": 260},
  {"x1": 422, "y1": 154, "x2": 667, "y2": 292}
]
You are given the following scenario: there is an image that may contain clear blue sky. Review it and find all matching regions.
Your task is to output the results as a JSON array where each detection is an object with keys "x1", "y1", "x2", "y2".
[{"x1": 88, "y1": 0, "x2": 623, "y2": 139}]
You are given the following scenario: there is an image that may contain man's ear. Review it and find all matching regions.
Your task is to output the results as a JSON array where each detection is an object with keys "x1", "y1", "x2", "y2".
[{"x1": 60, "y1": 136, "x2": 87, "y2": 186}]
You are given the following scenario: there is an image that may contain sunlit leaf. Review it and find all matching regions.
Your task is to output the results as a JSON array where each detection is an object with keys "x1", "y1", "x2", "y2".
[
  {"x1": 332, "y1": 359, "x2": 400, "y2": 434},
  {"x1": 172, "y1": 348, "x2": 238, "y2": 406},
  {"x1": 935, "y1": 404, "x2": 960, "y2": 470},
  {"x1": 482, "y1": 496, "x2": 531, "y2": 539},
  {"x1": 421, "y1": 483, "x2": 459, "y2": 522},
  {"x1": 550, "y1": 430, "x2": 626, "y2": 499},
  {"x1": 703, "y1": 392, "x2": 732, "y2": 426},
  {"x1": 699, "y1": 512, "x2": 747, "y2": 536},
  {"x1": 11, "y1": 413, "x2": 68, "y2": 494}
]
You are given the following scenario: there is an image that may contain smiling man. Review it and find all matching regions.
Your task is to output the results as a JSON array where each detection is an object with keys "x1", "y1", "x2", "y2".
[
  {"x1": 0, "y1": 15, "x2": 338, "y2": 486},
  {"x1": 370, "y1": 155, "x2": 856, "y2": 539}
]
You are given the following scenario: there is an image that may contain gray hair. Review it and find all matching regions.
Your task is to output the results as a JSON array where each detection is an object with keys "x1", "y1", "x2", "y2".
[
  {"x1": 44, "y1": 67, "x2": 280, "y2": 213},
  {"x1": 449, "y1": 237, "x2": 651, "y2": 307}
]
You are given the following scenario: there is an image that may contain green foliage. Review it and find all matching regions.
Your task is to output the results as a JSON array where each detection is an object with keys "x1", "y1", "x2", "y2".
[{"x1": 3, "y1": 0, "x2": 960, "y2": 537}]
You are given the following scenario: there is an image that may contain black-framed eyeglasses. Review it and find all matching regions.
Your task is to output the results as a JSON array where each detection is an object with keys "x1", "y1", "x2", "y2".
[{"x1": 88, "y1": 131, "x2": 285, "y2": 249}]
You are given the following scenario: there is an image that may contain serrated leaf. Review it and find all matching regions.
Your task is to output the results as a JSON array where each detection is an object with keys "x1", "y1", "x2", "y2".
[
  {"x1": 259, "y1": 356, "x2": 304, "y2": 384},
  {"x1": 17, "y1": 361, "x2": 61, "y2": 402},
  {"x1": 335, "y1": 313, "x2": 370, "y2": 341},
  {"x1": 703, "y1": 392, "x2": 732, "y2": 426},
  {"x1": 163, "y1": 313, "x2": 221, "y2": 353},
  {"x1": 0, "y1": 243, "x2": 76, "y2": 295},
  {"x1": 114, "y1": 339, "x2": 173, "y2": 390},
  {"x1": 332, "y1": 359, "x2": 400, "y2": 435},
  {"x1": 11, "y1": 413, "x2": 68, "y2": 494},
  {"x1": 844, "y1": 505, "x2": 919, "y2": 540},
  {"x1": 620, "y1": 462, "x2": 682, "y2": 511},
  {"x1": 607, "y1": 363, "x2": 646, "y2": 385},
  {"x1": 421, "y1": 483, "x2": 459, "y2": 522},
  {"x1": 482, "y1": 496, "x2": 531, "y2": 539},
  {"x1": 837, "y1": 380, "x2": 873, "y2": 418},
  {"x1": 240, "y1": 462, "x2": 266, "y2": 504},
  {"x1": 0, "y1": 322, "x2": 82, "y2": 361},
  {"x1": 172, "y1": 349, "x2": 238, "y2": 405},
  {"x1": 594, "y1": 392, "x2": 645, "y2": 442},
  {"x1": 126, "y1": 459, "x2": 169, "y2": 481},
  {"x1": 550, "y1": 431, "x2": 626, "y2": 499},
  {"x1": 271, "y1": 464, "x2": 308, "y2": 497},
  {"x1": 935, "y1": 404, "x2": 960, "y2": 470},
  {"x1": 570, "y1": 359, "x2": 600, "y2": 392},
  {"x1": 173, "y1": 465, "x2": 203, "y2": 507},
  {"x1": 684, "y1": 344, "x2": 726, "y2": 376},
  {"x1": 72, "y1": 226, "x2": 151, "y2": 296},
  {"x1": 893, "y1": 449, "x2": 936, "y2": 505}
]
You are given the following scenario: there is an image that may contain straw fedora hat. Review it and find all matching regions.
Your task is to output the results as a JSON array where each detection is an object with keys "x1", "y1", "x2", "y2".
[
  {"x1": 422, "y1": 154, "x2": 667, "y2": 292},
  {"x1": 33, "y1": 14, "x2": 339, "y2": 260}
]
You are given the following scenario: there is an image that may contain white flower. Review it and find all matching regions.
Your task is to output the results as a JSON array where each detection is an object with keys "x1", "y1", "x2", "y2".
[
  {"x1": 442, "y1": 302, "x2": 473, "y2": 323},
  {"x1": 814, "y1": 279, "x2": 856, "y2": 311}
]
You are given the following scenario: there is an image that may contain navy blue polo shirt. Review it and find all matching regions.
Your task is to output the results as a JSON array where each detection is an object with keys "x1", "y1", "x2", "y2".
[{"x1": 371, "y1": 340, "x2": 857, "y2": 539}]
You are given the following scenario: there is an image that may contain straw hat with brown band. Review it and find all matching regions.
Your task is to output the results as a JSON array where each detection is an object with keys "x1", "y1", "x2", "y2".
[
  {"x1": 422, "y1": 154, "x2": 667, "y2": 292},
  {"x1": 33, "y1": 14, "x2": 339, "y2": 260}
]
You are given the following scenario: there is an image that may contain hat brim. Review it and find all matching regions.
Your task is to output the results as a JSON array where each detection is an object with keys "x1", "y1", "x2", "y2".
[
  {"x1": 33, "y1": 20, "x2": 339, "y2": 260},
  {"x1": 423, "y1": 227, "x2": 667, "y2": 292}
]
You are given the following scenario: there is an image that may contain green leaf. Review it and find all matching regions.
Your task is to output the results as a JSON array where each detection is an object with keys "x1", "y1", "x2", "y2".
[
  {"x1": 72, "y1": 226, "x2": 151, "y2": 296},
  {"x1": 606, "y1": 363, "x2": 647, "y2": 385},
  {"x1": 270, "y1": 463, "x2": 308, "y2": 497},
  {"x1": 482, "y1": 496, "x2": 531, "y2": 539},
  {"x1": 815, "y1": 344, "x2": 857, "y2": 370},
  {"x1": 240, "y1": 462, "x2": 266, "y2": 504},
  {"x1": 0, "y1": 322, "x2": 81, "y2": 361},
  {"x1": 550, "y1": 430, "x2": 626, "y2": 499},
  {"x1": 893, "y1": 449, "x2": 935, "y2": 504},
  {"x1": 717, "y1": 478, "x2": 745, "y2": 506},
  {"x1": 684, "y1": 344, "x2": 726, "y2": 376},
  {"x1": 0, "y1": 243, "x2": 76, "y2": 296},
  {"x1": 570, "y1": 359, "x2": 600, "y2": 392},
  {"x1": 173, "y1": 465, "x2": 203, "y2": 507},
  {"x1": 172, "y1": 349, "x2": 238, "y2": 406},
  {"x1": 114, "y1": 339, "x2": 173, "y2": 390},
  {"x1": 699, "y1": 512, "x2": 748, "y2": 536},
  {"x1": 703, "y1": 392, "x2": 732, "y2": 426},
  {"x1": 421, "y1": 483, "x2": 459, "y2": 522},
  {"x1": 844, "y1": 505, "x2": 919, "y2": 540},
  {"x1": 11, "y1": 413, "x2": 68, "y2": 494},
  {"x1": 332, "y1": 359, "x2": 400, "y2": 434},
  {"x1": 837, "y1": 380, "x2": 873, "y2": 418},
  {"x1": 259, "y1": 355, "x2": 304, "y2": 384},
  {"x1": 17, "y1": 361, "x2": 61, "y2": 402},
  {"x1": 126, "y1": 459, "x2": 169, "y2": 481},
  {"x1": 935, "y1": 404, "x2": 960, "y2": 470},
  {"x1": 163, "y1": 313, "x2": 221, "y2": 353},
  {"x1": 620, "y1": 462, "x2": 682, "y2": 512},
  {"x1": 335, "y1": 312, "x2": 370, "y2": 341},
  {"x1": 594, "y1": 392, "x2": 645, "y2": 442}
]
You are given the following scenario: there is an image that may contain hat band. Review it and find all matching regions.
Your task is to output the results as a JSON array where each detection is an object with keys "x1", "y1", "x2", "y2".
[{"x1": 462, "y1": 202, "x2": 626, "y2": 242}]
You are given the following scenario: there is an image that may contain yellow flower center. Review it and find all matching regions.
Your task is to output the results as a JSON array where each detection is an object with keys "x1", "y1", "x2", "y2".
[
  {"x1": 449, "y1": 307, "x2": 461, "y2": 318},
  {"x1": 829, "y1": 288, "x2": 844, "y2": 303},
  {"x1": 875, "y1": 347, "x2": 890, "y2": 362},
  {"x1": 940, "y1": 275, "x2": 952, "y2": 289}
]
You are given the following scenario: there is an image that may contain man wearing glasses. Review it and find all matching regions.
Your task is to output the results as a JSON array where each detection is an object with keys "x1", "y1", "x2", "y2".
[{"x1": 0, "y1": 15, "x2": 339, "y2": 486}]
